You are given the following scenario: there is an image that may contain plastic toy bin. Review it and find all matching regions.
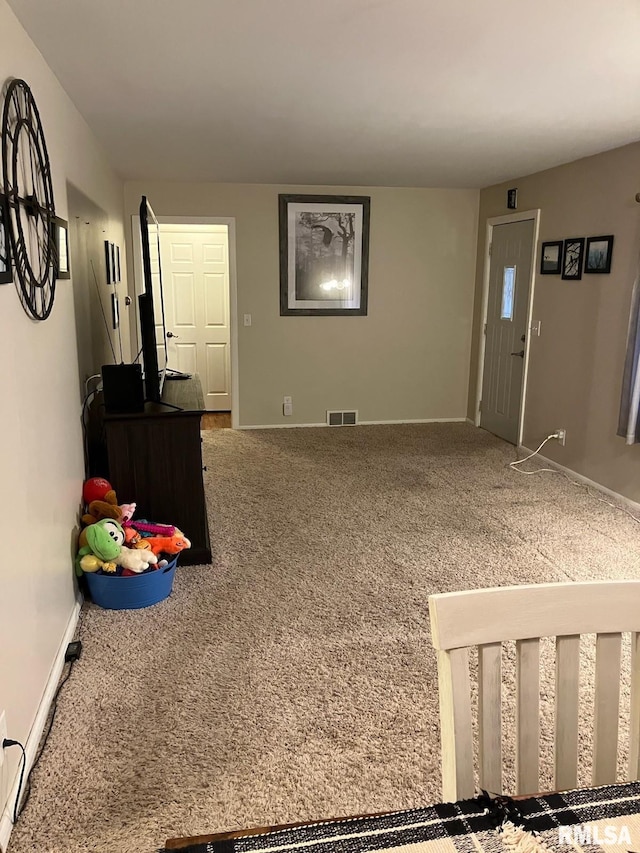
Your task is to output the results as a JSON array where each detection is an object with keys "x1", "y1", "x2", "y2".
[{"x1": 85, "y1": 555, "x2": 179, "y2": 610}]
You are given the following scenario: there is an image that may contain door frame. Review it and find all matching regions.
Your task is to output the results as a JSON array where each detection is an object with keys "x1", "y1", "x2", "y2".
[
  {"x1": 474, "y1": 209, "x2": 541, "y2": 446},
  {"x1": 131, "y1": 215, "x2": 239, "y2": 429}
]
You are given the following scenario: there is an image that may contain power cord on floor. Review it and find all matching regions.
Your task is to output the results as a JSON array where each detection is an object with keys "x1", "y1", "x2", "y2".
[
  {"x1": 509, "y1": 433, "x2": 640, "y2": 525},
  {"x1": 1, "y1": 740, "x2": 26, "y2": 824},
  {"x1": 509, "y1": 433, "x2": 559, "y2": 474},
  {"x1": 2, "y1": 658, "x2": 77, "y2": 825}
]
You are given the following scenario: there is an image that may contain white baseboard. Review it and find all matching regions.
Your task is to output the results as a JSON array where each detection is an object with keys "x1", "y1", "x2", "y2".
[
  {"x1": 465, "y1": 418, "x2": 476, "y2": 426},
  {"x1": 358, "y1": 417, "x2": 467, "y2": 426},
  {"x1": 238, "y1": 422, "x2": 327, "y2": 430},
  {"x1": 0, "y1": 596, "x2": 82, "y2": 853},
  {"x1": 238, "y1": 417, "x2": 467, "y2": 430},
  {"x1": 518, "y1": 446, "x2": 640, "y2": 515}
]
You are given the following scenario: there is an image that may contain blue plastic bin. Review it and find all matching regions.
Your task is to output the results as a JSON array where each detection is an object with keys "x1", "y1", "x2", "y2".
[{"x1": 85, "y1": 555, "x2": 179, "y2": 610}]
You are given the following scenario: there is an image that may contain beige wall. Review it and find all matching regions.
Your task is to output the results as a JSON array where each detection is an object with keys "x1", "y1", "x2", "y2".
[
  {"x1": 68, "y1": 184, "x2": 132, "y2": 401},
  {"x1": 124, "y1": 182, "x2": 479, "y2": 426},
  {"x1": 469, "y1": 142, "x2": 640, "y2": 502},
  {"x1": 0, "y1": 0, "x2": 125, "y2": 828}
]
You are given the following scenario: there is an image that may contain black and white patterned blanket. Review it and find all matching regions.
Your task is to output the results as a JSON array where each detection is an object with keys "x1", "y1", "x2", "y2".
[{"x1": 160, "y1": 781, "x2": 640, "y2": 853}]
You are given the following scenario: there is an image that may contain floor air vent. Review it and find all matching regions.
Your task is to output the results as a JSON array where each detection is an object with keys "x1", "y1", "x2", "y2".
[{"x1": 327, "y1": 410, "x2": 358, "y2": 426}]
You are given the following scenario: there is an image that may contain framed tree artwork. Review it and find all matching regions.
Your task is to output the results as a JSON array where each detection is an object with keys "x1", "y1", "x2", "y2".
[
  {"x1": 279, "y1": 194, "x2": 370, "y2": 316},
  {"x1": 584, "y1": 235, "x2": 614, "y2": 274},
  {"x1": 561, "y1": 237, "x2": 585, "y2": 281}
]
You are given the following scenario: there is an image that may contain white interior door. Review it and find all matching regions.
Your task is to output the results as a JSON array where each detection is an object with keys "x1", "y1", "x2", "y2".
[
  {"x1": 480, "y1": 219, "x2": 534, "y2": 444},
  {"x1": 160, "y1": 225, "x2": 231, "y2": 411}
]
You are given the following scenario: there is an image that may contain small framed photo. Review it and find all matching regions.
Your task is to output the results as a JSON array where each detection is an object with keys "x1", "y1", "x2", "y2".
[
  {"x1": 114, "y1": 245, "x2": 121, "y2": 283},
  {"x1": 584, "y1": 235, "x2": 614, "y2": 274},
  {"x1": 540, "y1": 240, "x2": 563, "y2": 275},
  {"x1": 105, "y1": 240, "x2": 113, "y2": 284},
  {"x1": 0, "y1": 192, "x2": 12, "y2": 285},
  {"x1": 562, "y1": 238, "x2": 585, "y2": 281},
  {"x1": 111, "y1": 292, "x2": 119, "y2": 329},
  {"x1": 507, "y1": 188, "x2": 518, "y2": 210},
  {"x1": 52, "y1": 216, "x2": 70, "y2": 279},
  {"x1": 279, "y1": 194, "x2": 370, "y2": 316}
]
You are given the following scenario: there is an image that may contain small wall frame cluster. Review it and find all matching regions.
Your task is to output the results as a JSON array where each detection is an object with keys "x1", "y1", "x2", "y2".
[{"x1": 540, "y1": 235, "x2": 614, "y2": 280}]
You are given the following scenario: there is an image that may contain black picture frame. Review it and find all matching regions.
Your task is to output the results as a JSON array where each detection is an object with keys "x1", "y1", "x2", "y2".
[
  {"x1": 111, "y1": 292, "x2": 119, "y2": 329},
  {"x1": 114, "y1": 244, "x2": 121, "y2": 283},
  {"x1": 0, "y1": 192, "x2": 12, "y2": 284},
  {"x1": 279, "y1": 194, "x2": 370, "y2": 316},
  {"x1": 52, "y1": 216, "x2": 70, "y2": 279},
  {"x1": 561, "y1": 238, "x2": 585, "y2": 281},
  {"x1": 507, "y1": 188, "x2": 518, "y2": 210},
  {"x1": 105, "y1": 240, "x2": 113, "y2": 284},
  {"x1": 584, "y1": 235, "x2": 614, "y2": 274},
  {"x1": 540, "y1": 240, "x2": 563, "y2": 275}
]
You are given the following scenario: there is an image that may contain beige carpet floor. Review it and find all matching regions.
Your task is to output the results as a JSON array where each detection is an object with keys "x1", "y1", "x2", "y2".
[{"x1": 8, "y1": 424, "x2": 640, "y2": 853}]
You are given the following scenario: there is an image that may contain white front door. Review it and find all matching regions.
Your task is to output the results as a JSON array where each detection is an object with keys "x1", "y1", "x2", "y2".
[
  {"x1": 160, "y1": 225, "x2": 231, "y2": 411},
  {"x1": 480, "y1": 219, "x2": 534, "y2": 444}
]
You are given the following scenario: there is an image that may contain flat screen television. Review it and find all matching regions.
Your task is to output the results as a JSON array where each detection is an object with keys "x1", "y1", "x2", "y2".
[{"x1": 138, "y1": 196, "x2": 168, "y2": 402}]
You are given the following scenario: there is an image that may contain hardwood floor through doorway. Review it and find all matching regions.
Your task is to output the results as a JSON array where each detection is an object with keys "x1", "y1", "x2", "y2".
[{"x1": 201, "y1": 412, "x2": 231, "y2": 429}]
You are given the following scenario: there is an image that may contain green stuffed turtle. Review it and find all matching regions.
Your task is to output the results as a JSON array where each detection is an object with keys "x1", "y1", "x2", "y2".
[{"x1": 76, "y1": 519, "x2": 158, "y2": 576}]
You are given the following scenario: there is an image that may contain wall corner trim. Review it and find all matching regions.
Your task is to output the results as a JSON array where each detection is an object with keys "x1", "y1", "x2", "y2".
[
  {"x1": 0, "y1": 595, "x2": 83, "y2": 853},
  {"x1": 518, "y1": 446, "x2": 640, "y2": 515}
]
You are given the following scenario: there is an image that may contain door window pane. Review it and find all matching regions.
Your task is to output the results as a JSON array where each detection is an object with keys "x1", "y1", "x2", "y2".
[{"x1": 501, "y1": 266, "x2": 516, "y2": 320}]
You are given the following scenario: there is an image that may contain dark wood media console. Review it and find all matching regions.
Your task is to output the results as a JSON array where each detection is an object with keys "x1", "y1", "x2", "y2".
[{"x1": 103, "y1": 376, "x2": 211, "y2": 566}]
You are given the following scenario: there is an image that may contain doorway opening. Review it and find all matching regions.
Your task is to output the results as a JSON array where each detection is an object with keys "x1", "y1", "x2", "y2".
[
  {"x1": 132, "y1": 216, "x2": 238, "y2": 428},
  {"x1": 474, "y1": 210, "x2": 540, "y2": 446}
]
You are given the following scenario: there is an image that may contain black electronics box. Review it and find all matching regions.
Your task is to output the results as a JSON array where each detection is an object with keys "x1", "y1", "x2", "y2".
[{"x1": 101, "y1": 364, "x2": 145, "y2": 414}]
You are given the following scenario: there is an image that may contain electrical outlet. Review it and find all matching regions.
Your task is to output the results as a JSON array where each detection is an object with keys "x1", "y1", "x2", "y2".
[
  {"x1": 555, "y1": 428, "x2": 566, "y2": 446},
  {"x1": 0, "y1": 711, "x2": 7, "y2": 768},
  {"x1": 283, "y1": 396, "x2": 292, "y2": 416},
  {"x1": 243, "y1": 314, "x2": 252, "y2": 327}
]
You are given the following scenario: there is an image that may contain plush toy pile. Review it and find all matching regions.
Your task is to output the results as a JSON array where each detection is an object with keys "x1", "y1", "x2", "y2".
[{"x1": 75, "y1": 477, "x2": 191, "y2": 577}]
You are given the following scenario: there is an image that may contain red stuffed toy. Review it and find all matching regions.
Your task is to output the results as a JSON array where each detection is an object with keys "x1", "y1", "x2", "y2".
[{"x1": 83, "y1": 477, "x2": 113, "y2": 505}]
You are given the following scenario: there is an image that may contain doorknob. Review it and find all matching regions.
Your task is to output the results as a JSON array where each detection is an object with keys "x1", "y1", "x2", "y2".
[
  {"x1": 510, "y1": 349, "x2": 525, "y2": 357},
  {"x1": 166, "y1": 331, "x2": 179, "y2": 338}
]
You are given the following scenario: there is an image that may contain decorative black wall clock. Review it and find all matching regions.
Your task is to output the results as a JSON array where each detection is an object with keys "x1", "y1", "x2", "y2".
[
  {"x1": 1, "y1": 78, "x2": 56, "y2": 319},
  {"x1": 0, "y1": 192, "x2": 12, "y2": 284}
]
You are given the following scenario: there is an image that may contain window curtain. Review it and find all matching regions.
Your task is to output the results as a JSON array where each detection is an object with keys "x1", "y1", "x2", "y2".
[{"x1": 618, "y1": 270, "x2": 640, "y2": 444}]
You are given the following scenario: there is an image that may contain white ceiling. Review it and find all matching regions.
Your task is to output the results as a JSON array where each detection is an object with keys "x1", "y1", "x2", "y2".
[{"x1": 7, "y1": 0, "x2": 640, "y2": 188}]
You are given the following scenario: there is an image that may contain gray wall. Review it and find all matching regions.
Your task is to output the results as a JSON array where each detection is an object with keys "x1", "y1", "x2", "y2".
[{"x1": 469, "y1": 142, "x2": 640, "y2": 502}]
